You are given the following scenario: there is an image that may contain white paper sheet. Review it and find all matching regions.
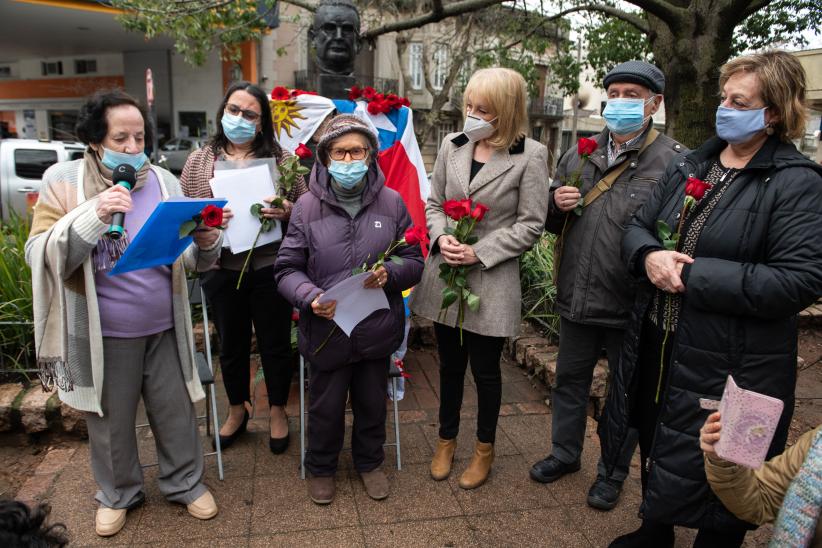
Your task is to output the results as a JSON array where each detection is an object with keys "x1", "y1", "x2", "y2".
[
  {"x1": 209, "y1": 164, "x2": 282, "y2": 253},
  {"x1": 317, "y1": 272, "x2": 390, "y2": 336}
]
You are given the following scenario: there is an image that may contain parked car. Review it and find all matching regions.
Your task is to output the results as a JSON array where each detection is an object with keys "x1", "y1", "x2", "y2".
[
  {"x1": 0, "y1": 139, "x2": 85, "y2": 221},
  {"x1": 157, "y1": 137, "x2": 208, "y2": 174}
]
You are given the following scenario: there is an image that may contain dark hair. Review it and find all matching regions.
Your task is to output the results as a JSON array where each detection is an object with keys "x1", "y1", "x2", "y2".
[
  {"x1": 210, "y1": 81, "x2": 282, "y2": 160},
  {"x1": 315, "y1": 0, "x2": 360, "y2": 28},
  {"x1": 75, "y1": 89, "x2": 153, "y2": 146},
  {"x1": 0, "y1": 500, "x2": 69, "y2": 547}
]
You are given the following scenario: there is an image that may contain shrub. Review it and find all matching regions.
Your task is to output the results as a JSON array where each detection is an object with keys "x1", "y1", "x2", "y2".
[
  {"x1": 0, "y1": 211, "x2": 34, "y2": 373},
  {"x1": 519, "y1": 232, "x2": 560, "y2": 340}
]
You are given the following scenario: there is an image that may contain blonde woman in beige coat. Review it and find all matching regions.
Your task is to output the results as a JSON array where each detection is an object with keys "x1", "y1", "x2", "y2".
[{"x1": 410, "y1": 67, "x2": 550, "y2": 489}]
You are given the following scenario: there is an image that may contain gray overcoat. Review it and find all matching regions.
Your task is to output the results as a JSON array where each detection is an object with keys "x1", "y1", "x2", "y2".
[{"x1": 410, "y1": 133, "x2": 550, "y2": 338}]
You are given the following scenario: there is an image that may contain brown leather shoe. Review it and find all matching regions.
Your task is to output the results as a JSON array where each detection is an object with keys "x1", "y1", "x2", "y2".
[
  {"x1": 458, "y1": 441, "x2": 494, "y2": 489},
  {"x1": 430, "y1": 437, "x2": 457, "y2": 480},
  {"x1": 360, "y1": 468, "x2": 389, "y2": 500},
  {"x1": 308, "y1": 475, "x2": 335, "y2": 505}
]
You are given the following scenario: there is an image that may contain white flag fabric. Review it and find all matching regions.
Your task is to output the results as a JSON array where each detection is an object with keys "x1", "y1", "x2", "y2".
[{"x1": 271, "y1": 93, "x2": 336, "y2": 152}]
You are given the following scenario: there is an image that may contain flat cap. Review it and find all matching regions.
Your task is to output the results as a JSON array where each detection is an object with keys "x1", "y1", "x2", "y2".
[{"x1": 603, "y1": 61, "x2": 665, "y2": 94}]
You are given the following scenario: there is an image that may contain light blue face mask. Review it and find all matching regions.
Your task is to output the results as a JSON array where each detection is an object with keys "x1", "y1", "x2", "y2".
[
  {"x1": 221, "y1": 112, "x2": 257, "y2": 145},
  {"x1": 715, "y1": 105, "x2": 767, "y2": 144},
  {"x1": 329, "y1": 159, "x2": 368, "y2": 189},
  {"x1": 101, "y1": 147, "x2": 147, "y2": 171},
  {"x1": 603, "y1": 97, "x2": 654, "y2": 136}
]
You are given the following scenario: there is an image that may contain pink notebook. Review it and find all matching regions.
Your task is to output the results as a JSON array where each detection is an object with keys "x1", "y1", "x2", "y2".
[{"x1": 714, "y1": 375, "x2": 784, "y2": 469}]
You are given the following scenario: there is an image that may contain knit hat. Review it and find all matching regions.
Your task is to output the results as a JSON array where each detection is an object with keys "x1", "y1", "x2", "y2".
[
  {"x1": 603, "y1": 61, "x2": 666, "y2": 94},
  {"x1": 316, "y1": 114, "x2": 379, "y2": 165}
]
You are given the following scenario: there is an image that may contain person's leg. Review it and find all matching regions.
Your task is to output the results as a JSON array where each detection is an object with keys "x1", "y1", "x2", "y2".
[
  {"x1": 692, "y1": 524, "x2": 747, "y2": 548},
  {"x1": 349, "y1": 356, "x2": 389, "y2": 473},
  {"x1": 551, "y1": 317, "x2": 603, "y2": 465},
  {"x1": 433, "y1": 322, "x2": 470, "y2": 441},
  {"x1": 248, "y1": 266, "x2": 294, "y2": 441},
  {"x1": 305, "y1": 364, "x2": 352, "y2": 477},
  {"x1": 141, "y1": 329, "x2": 207, "y2": 505},
  {"x1": 466, "y1": 332, "x2": 505, "y2": 444},
  {"x1": 204, "y1": 270, "x2": 252, "y2": 434},
  {"x1": 86, "y1": 336, "x2": 147, "y2": 510}
]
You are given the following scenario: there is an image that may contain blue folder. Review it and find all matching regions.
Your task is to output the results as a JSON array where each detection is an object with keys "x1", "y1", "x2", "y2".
[{"x1": 109, "y1": 197, "x2": 228, "y2": 276}]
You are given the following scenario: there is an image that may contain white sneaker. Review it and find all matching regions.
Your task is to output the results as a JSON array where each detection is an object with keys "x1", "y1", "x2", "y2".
[
  {"x1": 187, "y1": 490, "x2": 218, "y2": 520},
  {"x1": 95, "y1": 506, "x2": 127, "y2": 537}
]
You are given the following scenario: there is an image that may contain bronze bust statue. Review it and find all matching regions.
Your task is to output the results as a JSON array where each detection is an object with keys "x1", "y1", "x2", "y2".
[{"x1": 309, "y1": 0, "x2": 362, "y2": 76}]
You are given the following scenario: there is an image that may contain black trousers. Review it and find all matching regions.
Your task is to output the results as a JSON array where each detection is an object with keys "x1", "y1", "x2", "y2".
[
  {"x1": 632, "y1": 319, "x2": 747, "y2": 548},
  {"x1": 305, "y1": 357, "x2": 389, "y2": 476},
  {"x1": 203, "y1": 265, "x2": 294, "y2": 408},
  {"x1": 434, "y1": 323, "x2": 506, "y2": 444}
]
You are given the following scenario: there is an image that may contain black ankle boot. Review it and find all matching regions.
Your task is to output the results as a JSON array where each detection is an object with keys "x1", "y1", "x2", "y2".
[{"x1": 608, "y1": 520, "x2": 674, "y2": 548}]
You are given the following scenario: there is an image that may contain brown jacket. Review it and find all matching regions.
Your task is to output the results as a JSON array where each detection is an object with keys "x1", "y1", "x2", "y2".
[
  {"x1": 705, "y1": 426, "x2": 822, "y2": 547},
  {"x1": 410, "y1": 133, "x2": 550, "y2": 338}
]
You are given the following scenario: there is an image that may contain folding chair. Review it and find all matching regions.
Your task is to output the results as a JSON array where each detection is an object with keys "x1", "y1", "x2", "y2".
[
  {"x1": 136, "y1": 278, "x2": 224, "y2": 480},
  {"x1": 299, "y1": 355, "x2": 402, "y2": 479}
]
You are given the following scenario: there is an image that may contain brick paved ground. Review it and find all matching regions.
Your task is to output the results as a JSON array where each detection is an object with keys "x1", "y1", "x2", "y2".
[{"x1": 33, "y1": 348, "x2": 772, "y2": 547}]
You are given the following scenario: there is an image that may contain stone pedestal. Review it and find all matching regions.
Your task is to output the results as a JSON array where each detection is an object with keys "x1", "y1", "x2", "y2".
[{"x1": 318, "y1": 74, "x2": 356, "y2": 100}]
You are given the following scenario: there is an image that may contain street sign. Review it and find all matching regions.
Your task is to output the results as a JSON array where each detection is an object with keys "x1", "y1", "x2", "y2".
[{"x1": 146, "y1": 68, "x2": 154, "y2": 107}]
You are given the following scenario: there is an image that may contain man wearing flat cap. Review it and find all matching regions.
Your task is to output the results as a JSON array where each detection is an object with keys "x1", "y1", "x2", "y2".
[{"x1": 531, "y1": 61, "x2": 686, "y2": 511}]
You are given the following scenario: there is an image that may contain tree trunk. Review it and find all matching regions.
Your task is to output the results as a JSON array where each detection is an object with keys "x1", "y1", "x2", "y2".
[{"x1": 648, "y1": 11, "x2": 734, "y2": 148}]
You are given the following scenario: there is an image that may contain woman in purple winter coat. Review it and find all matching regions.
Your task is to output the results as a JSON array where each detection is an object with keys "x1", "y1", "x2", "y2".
[{"x1": 274, "y1": 115, "x2": 423, "y2": 506}]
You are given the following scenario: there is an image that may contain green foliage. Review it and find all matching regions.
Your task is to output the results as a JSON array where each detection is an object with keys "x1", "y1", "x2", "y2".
[
  {"x1": 519, "y1": 233, "x2": 559, "y2": 340},
  {"x1": 111, "y1": 0, "x2": 279, "y2": 66},
  {"x1": 582, "y1": 13, "x2": 652, "y2": 85},
  {"x1": 0, "y1": 212, "x2": 34, "y2": 373},
  {"x1": 733, "y1": 0, "x2": 822, "y2": 54},
  {"x1": 475, "y1": 48, "x2": 543, "y2": 97}
]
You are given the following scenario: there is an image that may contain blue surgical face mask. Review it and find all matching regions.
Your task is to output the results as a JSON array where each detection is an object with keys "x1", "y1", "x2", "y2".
[
  {"x1": 221, "y1": 112, "x2": 257, "y2": 144},
  {"x1": 328, "y1": 159, "x2": 368, "y2": 189},
  {"x1": 603, "y1": 97, "x2": 654, "y2": 136},
  {"x1": 101, "y1": 147, "x2": 147, "y2": 171},
  {"x1": 715, "y1": 105, "x2": 767, "y2": 144}
]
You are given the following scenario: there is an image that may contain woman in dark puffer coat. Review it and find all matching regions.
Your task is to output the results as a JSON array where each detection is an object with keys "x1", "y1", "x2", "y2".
[
  {"x1": 601, "y1": 51, "x2": 822, "y2": 547},
  {"x1": 275, "y1": 115, "x2": 423, "y2": 506}
]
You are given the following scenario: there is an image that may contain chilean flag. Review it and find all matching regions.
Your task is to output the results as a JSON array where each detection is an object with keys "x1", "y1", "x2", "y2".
[{"x1": 333, "y1": 100, "x2": 430, "y2": 236}]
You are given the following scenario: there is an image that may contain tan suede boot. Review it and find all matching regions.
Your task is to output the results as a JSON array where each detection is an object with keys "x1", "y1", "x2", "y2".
[
  {"x1": 429, "y1": 438, "x2": 457, "y2": 480},
  {"x1": 458, "y1": 441, "x2": 494, "y2": 489}
]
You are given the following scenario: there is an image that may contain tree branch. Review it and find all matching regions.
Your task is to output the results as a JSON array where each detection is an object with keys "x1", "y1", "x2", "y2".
[
  {"x1": 740, "y1": 0, "x2": 774, "y2": 19},
  {"x1": 280, "y1": 0, "x2": 317, "y2": 12},
  {"x1": 361, "y1": 0, "x2": 507, "y2": 40},
  {"x1": 543, "y1": 4, "x2": 651, "y2": 35},
  {"x1": 622, "y1": 0, "x2": 683, "y2": 26}
]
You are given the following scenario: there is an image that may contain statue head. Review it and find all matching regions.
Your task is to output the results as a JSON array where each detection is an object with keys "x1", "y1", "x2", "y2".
[{"x1": 309, "y1": 0, "x2": 362, "y2": 76}]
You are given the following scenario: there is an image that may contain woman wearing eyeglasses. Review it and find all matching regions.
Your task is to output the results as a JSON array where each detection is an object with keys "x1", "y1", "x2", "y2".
[
  {"x1": 181, "y1": 81, "x2": 308, "y2": 454},
  {"x1": 275, "y1": 115, "x2": 423, "y2": 504}
]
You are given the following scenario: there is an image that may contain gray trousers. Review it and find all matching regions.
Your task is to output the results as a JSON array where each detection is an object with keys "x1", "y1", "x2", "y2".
[
  {"x1": 85, "y1": 329, "x2": 206, "y2": 509},
  {"x1": 551, "y1": 317, "x2": 638, "y2": 482}
]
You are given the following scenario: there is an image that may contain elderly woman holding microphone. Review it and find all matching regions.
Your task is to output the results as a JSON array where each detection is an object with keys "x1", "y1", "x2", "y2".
[
  {"x1": 411, "y1": 67, "x2": 550, "y2": 490},
  {"x1": 27, "y1": 90, "x2": 220, "y2": 538}
]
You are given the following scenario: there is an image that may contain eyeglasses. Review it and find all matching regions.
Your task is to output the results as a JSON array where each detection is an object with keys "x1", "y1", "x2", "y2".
[
  {"x1": 329, "y1": 147, "x2": 367, "y2": 161},
  {"x1": 225, "y1": 103, "x2": 261, "y2": 123}
]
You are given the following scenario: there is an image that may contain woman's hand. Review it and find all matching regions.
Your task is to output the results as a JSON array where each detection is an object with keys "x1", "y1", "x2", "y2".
[
  {"x1": 644, "y1": 250, "x2": 694, "y2": 293},
  {"x1": 192, "y1": 226, "x2": 220, "y2": 250},
  {"x1": 95, "y1": 185, "x2": 132, "y2": 224},
  {"x1": 461, "y1": 245, "x2": 479, "y2": 266},
  {"x1": 439, "y1": 235, "x2": 463, "y2": 266},
  {"x1": 221, "y1": 206, "x2": 234, "y2": 227},
  {"x1": 363, "y1": 265, "x2": 389, "y2": 289},
  {"x1": 311, "y1": 293, "x2": 336, "y2": 320},
  {"x1": 262, "y1": 197, "x2": 292, "y2": 221},
  {"x1": 554, "y1": 186, "x2": 582, "y2": 213},
  {"x1": 700, "y1": 411, "x2": 723, "y2": 457}
]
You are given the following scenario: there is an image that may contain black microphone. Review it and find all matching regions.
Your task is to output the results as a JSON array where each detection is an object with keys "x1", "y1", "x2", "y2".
[{"x1": 105, "y1": 164, "x2": 137, "y2": 240}]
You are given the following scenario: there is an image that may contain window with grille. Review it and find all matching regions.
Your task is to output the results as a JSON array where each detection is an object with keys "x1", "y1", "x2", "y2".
[
  {"x1": 437, "y1": 119, "x2": 456, "y2": 145},
  {"x1": 408, "y1": 42, "x2": 423, "y2": 90},
  {"x1": 432, "y1": 45, "x2": 449, "y2": 91},
  {"x1": 75, "y1": 59, "x2": 97, "y2": 74},
  {"x1": 41, "y1": 61, "x2": 63, "y2": 76},
  {"x1": 0, "y1": 66, "x2": 11, "y2": 78}
]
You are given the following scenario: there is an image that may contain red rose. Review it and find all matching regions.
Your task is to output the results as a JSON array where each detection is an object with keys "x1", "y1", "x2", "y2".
[
  {"x1": 457, "y1": 198, "x2": 473, "y2": 218},
  {"x1": 271, "y1": 86, "x2": 290, "y2": 101},
  {"x1": 400, "y1": 97, "x2": 411, "y2": 107},
  {"x1": 362, "y1": 86, "x2": 377, "y2": 100},
  {"x1": 291, "y1": 310, "x2": 300, "y2": 322},
  {"x1": 379, "y1": 100, "x2": 392, "y2": 114},
  {"x1": 295, "y1": 143, "x2": 313, "y2": 159},
  {"x1": 385, "y1": 93, "x2": 400, "y2": 107},
  {"x1": 367, "y1": 100, "x2": 383, "y2": 115},
  {"x1": 443, "y1": 199, "x2": 465, "y2": 221},
  {"x1": 685, "y1": 176, "x2": 711, "y2": 201},
  {"x1": 404, "y1": 225, "x2": 429, "y2": 246},
  {"x1": 471, "y1": 202, "x2": 490, "y2": 222},
  {"x1": 349, "y1": 85, "x2": 362, "y2": 100},
  {"x1": 577, "y1": 137, "x2": 598, "y2": 157},
  {"x1": 201, "y1": 205, "x2": 223, "y2": 228}
]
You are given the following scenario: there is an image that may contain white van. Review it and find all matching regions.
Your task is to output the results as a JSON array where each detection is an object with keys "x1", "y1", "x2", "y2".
[{"x1": 0, "y1": 139, "x2": 85, "y2": 221}]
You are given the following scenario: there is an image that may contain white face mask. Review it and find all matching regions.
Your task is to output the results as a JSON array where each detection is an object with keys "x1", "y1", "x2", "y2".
[{"x1": 463, "y1": 114, "x2": 497, "y2": 142}]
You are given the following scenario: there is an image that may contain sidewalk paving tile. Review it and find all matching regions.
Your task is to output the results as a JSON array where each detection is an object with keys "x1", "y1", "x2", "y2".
[
  {"x1": 362, "y1": 516, "x2": 474, "y2": 547},
  {"x1": 248, "y1": 527, "x2": 364, "y2": 547},
  {"x1": 466, "y1": 508, "x2": 591, "y2": 547}
]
